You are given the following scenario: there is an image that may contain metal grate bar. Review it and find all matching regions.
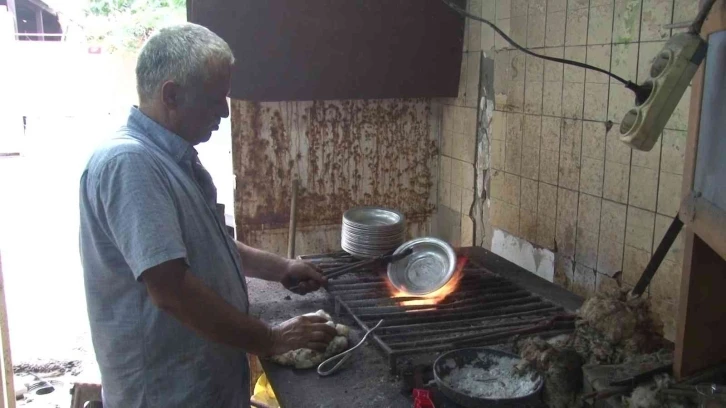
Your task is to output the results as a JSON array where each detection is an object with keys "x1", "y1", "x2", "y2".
[{"x1": 304, "y1": 253, "x2": 574, "y2": 373}]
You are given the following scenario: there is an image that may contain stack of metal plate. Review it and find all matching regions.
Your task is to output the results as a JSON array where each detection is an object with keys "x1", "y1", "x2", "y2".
[{"x1": 341, "y1": 207, "x2": 406, "y2": 258}]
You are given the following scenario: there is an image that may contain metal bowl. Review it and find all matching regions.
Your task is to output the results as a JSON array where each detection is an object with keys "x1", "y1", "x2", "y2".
[
  {"x1": 386, "y1": 237, "x2": 456, "y2": 295},
  {"x1": 343, "y1": 207, "x2": 405, "y2": 230},
  {"x1": 341, "y1": 207, "x2": 406, "y2": 258}
]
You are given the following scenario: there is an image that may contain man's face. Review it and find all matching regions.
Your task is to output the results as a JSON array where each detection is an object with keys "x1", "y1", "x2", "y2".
[{"x1": 171, "y1": 64, "x2": 231, "y2": 145}]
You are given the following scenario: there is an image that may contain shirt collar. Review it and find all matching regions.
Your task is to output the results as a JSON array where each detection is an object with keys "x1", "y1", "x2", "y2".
[{"x1": 127, "y1": 106, "x2": 196, "y2": 163}]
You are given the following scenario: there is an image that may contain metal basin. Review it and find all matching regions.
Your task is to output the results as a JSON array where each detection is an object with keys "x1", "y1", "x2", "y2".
[
  {"x1": 386, "y1": 237, "x2": 456, "y2": 295},
  {"x1": 343, "y1": 207, "x2": 405, "y2": 230}
]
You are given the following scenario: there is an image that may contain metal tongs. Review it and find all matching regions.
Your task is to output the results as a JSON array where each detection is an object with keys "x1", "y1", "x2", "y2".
[
  {"x1": 316, "y1": 319, "x2": 384, "y2": 377},
  {"x1": 288, "y1": 248, "x2": 413, "y2": 292}
]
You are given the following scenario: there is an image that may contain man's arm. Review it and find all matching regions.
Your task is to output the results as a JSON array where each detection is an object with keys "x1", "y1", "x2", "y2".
[
  {"x1": 142, "y1": 259, "x2": 337, "y2": 356},
  {"x1": 91, "y1": 152, "x2": 335, "y2": 354},
  {"x1": 235, "y1": 241, "x2": 326, "y2": 294},
  {"x1": 235, "y1": 241, "x2": 290, "y2": 282}
]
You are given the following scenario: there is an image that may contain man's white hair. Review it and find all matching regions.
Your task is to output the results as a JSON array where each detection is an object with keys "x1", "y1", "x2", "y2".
[{"x1": 136, "y1": 23, "x2": 234, "y2": 103}]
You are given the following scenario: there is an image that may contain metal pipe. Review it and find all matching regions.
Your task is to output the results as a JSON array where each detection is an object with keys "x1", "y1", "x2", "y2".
[
  {"x1": 376, "y1": 302, "x2": 557, "y2": 327},
  {"x1": 378, "y1": 307, "x2": 563, "y2": 333},
  {"x1": 287, "y1": 179, "x2": 299, "y2": 259},
  {"x1": 376, "y1": 316, "x2": 556, "y2": 340},
  {"x1": 355, "y1": 296, "x2": 542, "y2": 320},
  {"x1": 351, "y1": 291, "x2": 532, "y2": 314},
  {"x1": 631, "y1": 215, "x2": 683, "y2": 296},
  {"x1": 385, "y1": 322, "x2": 544, "y2": 348},
  {"x1": 389, "y1": 321, "x2": 574, "y2": 355}
]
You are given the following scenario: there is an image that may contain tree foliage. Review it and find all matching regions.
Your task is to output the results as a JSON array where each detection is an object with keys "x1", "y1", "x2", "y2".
[{"x1": 84, "y1": 0, "x2": 186, "y2": 53}]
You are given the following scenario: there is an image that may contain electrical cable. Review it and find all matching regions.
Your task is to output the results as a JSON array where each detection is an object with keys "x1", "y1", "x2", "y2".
[{"x1": 441, "y1": 0, "x2": 649, "y2": 100}]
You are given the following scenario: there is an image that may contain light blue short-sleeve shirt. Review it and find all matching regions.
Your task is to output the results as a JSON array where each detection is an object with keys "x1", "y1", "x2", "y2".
[{"x1": 79, "y1": 107, "x2": 250, "y2": 408}]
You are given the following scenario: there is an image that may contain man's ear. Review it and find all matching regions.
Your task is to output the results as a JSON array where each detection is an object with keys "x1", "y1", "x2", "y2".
[{"x1": 160, "y1": 81, "x2": 182, "y2": 110}]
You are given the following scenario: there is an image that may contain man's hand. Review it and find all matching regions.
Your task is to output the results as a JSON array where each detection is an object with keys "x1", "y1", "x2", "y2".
[
  {"x1": 280, "y1": 260, "x2": 327, "y2": 295},
  {"x1": 268, "y1": 315, "x2": 338, "y2": 356}
]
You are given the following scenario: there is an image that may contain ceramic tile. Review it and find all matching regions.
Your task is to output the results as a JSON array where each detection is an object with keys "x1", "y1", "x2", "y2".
[
  {"x1": 632, "y1": 137, "x2": 661, "y2": 170},
  {"x1": 613, "y1": 0, "x2": 641, "y2": 44},
  {"x1": 660, "y1": 130, "x2": 686, "y2": 175},
  {"x1": 657, "y1": 172, "x2": 683, "y2": 216},
  {"x1": 584, "y1": 83, "x2": 610, "y2": 121},
  {"x1": 600, "y1": 199, "x2": 627, "y2": 243},
  {"x1": 521, "y1": 177, "x2": 539, "y2": 211},
  {"x1": 527, "y1": 13, "x2": 546, "y2": 48},
  {"x1": 605, "y1": 126, "x2": 632, "y2": 164},
  {"x1": 598, "y1": 238, "x2": 624, "y2": 276},
  {"x1": 628, "y1": 165, "x2": 658, "y2": 211},
  {"x1": 588, "y1": 3, "x2": 614, "y2": 45},
  {"x1": 580, "y1": 157, "x2": 604, "y2": 197},
  {"x1": 511, "y1": 0, "x2": 528, "y2": 17},
  {"x1": 544, "y1": 47, "x2": 565, "y2": 81},
  {"x1": 546, "y1": 11, "x2": 567, "y2": 47},
  {"x1": 665, "y1": 86, "x2": 691, "y2": 131},
  {"x1": 565, "y1": 7, "x2": 588, "y2": 46},
  {"x1": 611, "y1": 43, "x2": 639, "y2": 82},
  {"x1": 603, "y1": 160, "x2": 630, "y2": 203},
  {"x1": 623, "y1": 244, "x2": 651, "y2": 286},
  {"x1": 564, "y1": 46, "x2": 587, "y2": 82},
  {"x1": 640, "y1": 0, "x2": 673, "y2": 41},
  {"x1": 440, "y1": 156, "x2": 452, "y2": 184},
  {"x1": 502, "y1": 172, "x2": 522, "y2": 205},
  {"x1": 542, "y1": 81, "x2": 563, "y2": 117},
  {"x1": 521, "y1": 145, "x2": 541, "y2": 180},
  {"x1": 547, "y1": 0, "x2": 567, "y2": 12},
  {"x1": 608, "y1": 80, "x2": 636, "y2": 123},
  {"x1": 510, "y1": 15, "x2": 528, "y2": 45},
  {"x1": 497, "y1": 0, "x2": 512, "y2": 19},
  {"x1": 526, "y1": 54, "x2": 545, "y2": 83},
  {"x1": 582, "y1": 121, "x2": 606, "y2": 160},
  {"x1": 523, "y1": 114, "x2": 542, "y2": 148},
  {"x1": 541, "y1": 117, "x2": 561, "y2": 149},
  {"x1": 585, "y1": 44, "x2": 612, "y2": 84},
  {"x1": 576, "y1": 228, "x2": 600, "y2": 269},
  {"x1": 578, "y1": 193, "x2": 603, "y2": 233},
  {"x1": 538, "y1": 182, "x2": 558, "y2": 218},
  {"x1": 525, "y1": 82, "x2": 544, "y2": 114},
  {"x1": 539, "y1": 148, "x2": 560, "y2": 185},
  {"x1": 563, "y1": 82, "x2": 585, "y2": 119},
  {"x1": 495, "y1": 18, "x2": 512, "y2": 50},
  {"x1": 491, "y1": 138, "x2": 506, "y2": 170},
  {"x1": 520, "y1": 209, "x2": 539, "y2": 242},
  {"x1": 625, "y1": 206, "x2": 655, "y2": 252},
  {"x1": 537, "y1": 213, "x2": 557, "y2": 249}
]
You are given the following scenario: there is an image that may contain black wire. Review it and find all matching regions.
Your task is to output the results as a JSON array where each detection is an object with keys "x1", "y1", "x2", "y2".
[{"x1": 441, "y1": 0, "x2": 643, "y2": 95}]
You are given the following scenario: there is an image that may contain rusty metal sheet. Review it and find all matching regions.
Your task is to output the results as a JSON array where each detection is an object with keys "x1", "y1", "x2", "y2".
[{"x1": 231, "y1": 99, "x2": 438, "y2": 247}]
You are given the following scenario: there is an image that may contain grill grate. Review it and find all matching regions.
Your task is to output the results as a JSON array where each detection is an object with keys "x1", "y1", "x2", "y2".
[{"x1": 300, "y1": 251, "x2": 575, "y2": 373}]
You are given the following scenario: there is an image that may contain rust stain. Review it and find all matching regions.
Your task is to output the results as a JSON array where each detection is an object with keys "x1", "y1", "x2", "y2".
[{"x1": 231, "y1": 99, "x2": 437, "y2": 240}]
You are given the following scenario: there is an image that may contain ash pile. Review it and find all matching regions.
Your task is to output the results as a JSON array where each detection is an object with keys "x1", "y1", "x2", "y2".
[{"x1": 513, "y1": 287, "x2": 690, "y2": 408}]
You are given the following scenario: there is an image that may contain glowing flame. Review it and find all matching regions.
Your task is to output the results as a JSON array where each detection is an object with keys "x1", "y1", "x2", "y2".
[{"x1": 389, "y1": 257, "x2": 468, "y2": 307}]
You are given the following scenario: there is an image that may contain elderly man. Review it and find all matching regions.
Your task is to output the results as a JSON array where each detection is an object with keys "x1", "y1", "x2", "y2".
[{"x1": 79, "y1": 23, "x2": 337, "y2": 407}]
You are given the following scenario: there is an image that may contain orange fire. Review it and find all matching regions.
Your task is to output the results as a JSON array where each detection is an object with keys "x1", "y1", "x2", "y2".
[{"x1": 389, "y1": 257, "x2": 468, "y2": 307}]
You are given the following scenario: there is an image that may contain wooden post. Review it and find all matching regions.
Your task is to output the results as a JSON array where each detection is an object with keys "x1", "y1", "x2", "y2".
[
  {"x1": 674, "y1": 0, "x2": 726, "y2": 379},
  {"x1": 0, "y1": 252, "x2": 16, "y2": 408},
  {"x1": 287, "y1": 179, "x2": 299, "y2": 259}
]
